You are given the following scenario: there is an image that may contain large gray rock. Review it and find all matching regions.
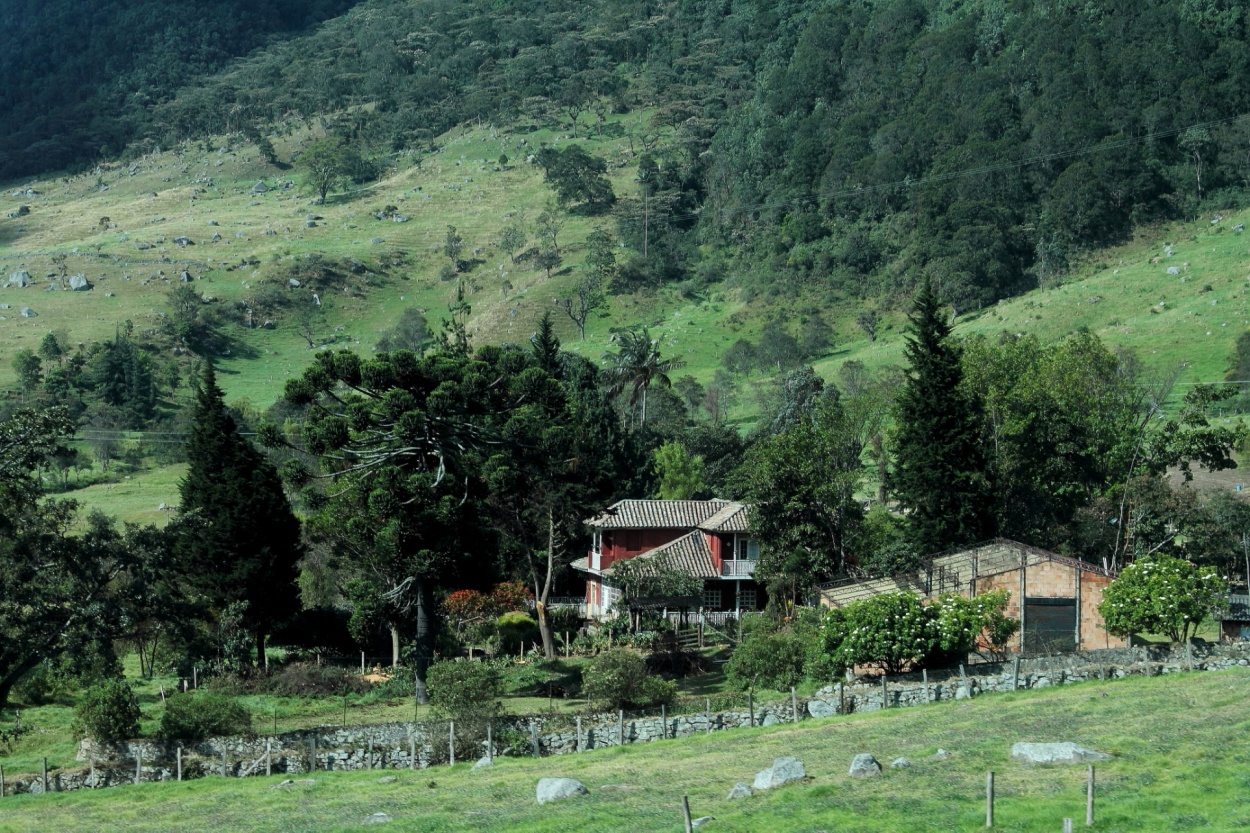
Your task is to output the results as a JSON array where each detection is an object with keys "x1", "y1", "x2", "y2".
[
  {"x1": 848, "y1": 753, "x2": 881, "y2": 778},
  {"x1": 473, "y1": 756, "x2": 493, "y2": 769},
  {"x1": 752, "y1": 757, "x2": 806, "y2": 790},
  {"x1": 536, "y1": 777, "x2": 588, "y2": 804},
  {"x1": 19, "y1": 307, "x2": 36, "y2": 317},
  {"x1": 8, "y1": 270, "x2": 31, "y2": 287},
  {"x1": 69, "y1": 274, "x2": 91, "y2": 291},
  {"x1": 727, "y1": 782, "x2": 753, "y2": 799},
  {"x1": 807, "y1": 699, "x2": 837, "y2": 719},
  {"x1": 251, "y1": 180, "x2": 270, "y2": 193},
  {"x1": 1011, "y1": 743, "x2": 1112, "y2": 765}
]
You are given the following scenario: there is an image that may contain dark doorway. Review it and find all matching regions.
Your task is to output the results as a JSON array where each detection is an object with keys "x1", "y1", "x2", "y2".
[{"x1": 1024, "y1": 597, "x2": 1076, "y2": 653}]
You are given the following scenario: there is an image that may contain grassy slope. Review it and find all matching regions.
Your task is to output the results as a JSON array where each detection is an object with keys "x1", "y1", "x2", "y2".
[
  {"x1": 4, "y1": 122, "x2": 1250, "y2": 518},
  {"x1": 1, "y1": 669, "x2": 1247, "y2": 832}
]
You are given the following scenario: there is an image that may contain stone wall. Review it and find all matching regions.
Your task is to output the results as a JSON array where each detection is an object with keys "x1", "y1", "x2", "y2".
[{"x1": 5, "y1": 642, "x2": 1248, "y2": 797}]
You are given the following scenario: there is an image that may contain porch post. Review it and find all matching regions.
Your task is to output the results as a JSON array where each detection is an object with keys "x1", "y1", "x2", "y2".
[{"x1": 735, "y1": 580, "x2": 741, "y2": 617}]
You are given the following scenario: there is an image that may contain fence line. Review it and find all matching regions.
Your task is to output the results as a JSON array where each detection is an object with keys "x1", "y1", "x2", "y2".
[{"x1": 3, "y1": 642, "x2": 1247, "y2": 797}]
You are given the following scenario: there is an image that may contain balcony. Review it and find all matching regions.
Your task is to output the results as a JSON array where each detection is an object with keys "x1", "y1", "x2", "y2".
[{"x1": 721, "y1": 559, "x2": 756, "y2": 577}]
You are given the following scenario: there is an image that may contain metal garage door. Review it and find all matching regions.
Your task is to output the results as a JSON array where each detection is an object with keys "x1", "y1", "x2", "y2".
[{"x1": 1024, "y1": 597, "x2": 1076, "y2": 654}]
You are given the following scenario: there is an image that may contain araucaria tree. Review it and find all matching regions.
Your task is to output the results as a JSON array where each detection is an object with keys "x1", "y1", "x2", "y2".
[
  {"x1": 893, "y1": 279, "x2": 995, "y2": 554},
  {"x1": 173, "y1": 362, "x2": 303, "y2": 667}
]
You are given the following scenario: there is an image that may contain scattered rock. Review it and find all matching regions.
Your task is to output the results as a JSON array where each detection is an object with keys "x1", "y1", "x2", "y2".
[
  {"x1": 806, "y1": 699, "x2": 837, "y2": 719},
  {"x1": 288, "y1": 279, "x2": 301, "y2": 288},
  {"x1": 68, "y1": 274, "x2": 92, "y2": 291},
  {"x1": 536, "y1": 778, "x2": 588, "y2": 804},
  {"x1": 752, "y1": 757, "x2": 806, "y2": 791},
  {"x1": 371, "y1": 237, "x2": 385, "y2": 245},
  {"x1": 848, "y1": 754, "x2": 881, "y2": 778},
  {"x1": 8, "y1": 270, "x2": 31, "y2": 287},
  {"x1": 472, "y1": 757, "x2": 493, "y2": 770},
  {"x1": 306, "y1": 220, "x2": 317, "y2": 228},
  {"x1": 1010, "y1": 743, "x2": 1112, "y2": 765},
  {"x1": 1167, "y1": 266, "x2": 1181, "y2": 275},
  {"x1": 173, "y1": 236, "x2": 194, "y2": 247},
  {"x1": 890, "y1": 757, "x2": 911, "y2": 769},
  {"x1": 363, "y1": 813, "x2": 392, "y2": 824},
  {"x1": 19, "y1": 307, "x2": 36, "y2": 317},
  {"x1": 251, "y1": 180, "x2": 270, "y2": 194},
  {"x1": 377, "y1": 776, "x2": 397, "y2": 784},
  {"x1": 692, "y1": 817, "x2": 714, "y2": 828},
  {"x1": 727, "y1": 782, "x2": 753, "y2": 800},
  {"x1": 933, "y1": 749, "x2": 952, "y2": 761},
  {"x1": 392, "y1": 214, "x2": 409, "y2": 223},
  {"x1": 1234, "y1": 223, "x2": 1245, "y2": 232},
  {"x1": 955, "y1": 686, "x2": 972, "y2": 700}
]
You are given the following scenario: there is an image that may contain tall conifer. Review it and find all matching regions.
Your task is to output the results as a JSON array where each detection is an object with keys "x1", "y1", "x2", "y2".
[
  {"x1": 893, "y1": 279, "x2": 995, "y2": 554},
  {"x1": 175, "y1": 362, "x2": 302, "y2": 665}
]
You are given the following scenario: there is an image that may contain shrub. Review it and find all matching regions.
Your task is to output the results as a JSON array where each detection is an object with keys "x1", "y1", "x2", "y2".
[
  {"x1": 583, "y1": 648, "x2": 677, "y2": 711},
  {"x1": 725, "y1": 631, "x2": 807, "y2": 691},
  {"x1": 426, "y1": 660, "x2": 503, "y2": 723},
  {"x1": 496, "y1": 611, "x2": 539, "y2": 655},
  {"x1": 206, "y1": 663, "x2": 370, "y2": 697},
  {"x1": 819, "y1": 590, "x2": 1017, "y2": 674},
  {"x1": 76, "y1": 680, "x2": 141, "y2": 743},
  {"x1": 1100, "y1": 555, "x2": 1227, "y2": 643},
  {"x1": 159, "y1": 692, "x2": 253, "y2": 741}
]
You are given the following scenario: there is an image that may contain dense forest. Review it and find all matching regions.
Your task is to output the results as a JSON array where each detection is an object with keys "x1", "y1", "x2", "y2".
[{"x1": 6, "y1": 0, "x2": 1250, "y2": 309}]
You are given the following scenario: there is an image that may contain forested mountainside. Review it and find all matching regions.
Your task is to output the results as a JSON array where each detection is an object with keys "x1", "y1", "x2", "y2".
[
  {"x1": 4, "y1": 1, "x2": 1249, "y2": 310},
  {"x1": 0, "y1": 0, "x2": 361, "y2": 178}
]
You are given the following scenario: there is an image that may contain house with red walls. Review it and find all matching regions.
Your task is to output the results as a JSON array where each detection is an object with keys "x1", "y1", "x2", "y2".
[{"x1": 570, "y1": 499, "x2": 767, "y2": 622}]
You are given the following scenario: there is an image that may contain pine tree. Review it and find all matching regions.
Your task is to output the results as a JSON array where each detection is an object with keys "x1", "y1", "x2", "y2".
[
  {"x1": 175, "y1": 362, "x2": 302, "y2": 666},
  {"x1": 893, "y1": 279, "x2": 995, "y2": 554}
]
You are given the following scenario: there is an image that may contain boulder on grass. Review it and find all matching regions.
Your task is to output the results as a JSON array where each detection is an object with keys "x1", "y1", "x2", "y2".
[
  {"x1": 752, "y1": 757, "x2": 806, "y2": 791},
  {"x1": 536, "y1": 778, "x2": 588, "y2": 804},
  {"x1": 68, "y1": 274, "x2": 92, "y2": 291},
  {"x1": 727, "y1": 782, "x2": 753, "y2": 799},
  {"x1": 1010, "y1": 743, "x2": 1112, "y2": 765},
  {"x1": 848, "y1": 754, "x2": 881, "y2": 778}
]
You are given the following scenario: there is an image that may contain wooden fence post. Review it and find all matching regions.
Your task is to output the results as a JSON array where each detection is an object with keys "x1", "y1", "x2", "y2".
[
  {"x1": 531, "y1": 721, "x2": 541, "y2": 758},
  {"x1": 488, "y1": 723, "x2": 494, "y2": 761},
  {"x1": 266, "y1": 739, "x2": 272, "y2": 777},
  {"x1": 922, "y1": 669, "x2": 929, "y2": 703},
  {"x1": 449, "y1": 721, "x2": 455, "y2": 767},
  {"x1": 881, "y1": 675, "x2": 889, "y2": 709},
  {"x1": 368, "y1": 735, "x2": 374, "y2": 770},
  {"x1": 136, "y1": 749, "x2": 142, "y2": 785},
  {"x1": 574, "y1": 718, "x2": 580, "y2": 753},
  {"x1": 1185, "y1": 641, "x2": 1193, "y2": 672},
  {"x1": 409, "y1": 734, "x2": 416, "y2": 771},
  {"x1": 311, "y1": 736, "x2": 318, "y2": 773},
  {"x1": 1087, "y1": 765, "x2": 1095, "y2": 826},
  {"x1": 681, "y1": 795, "x2": 694, "y2": 833},
  {"x1": 1, "y1": 763, "x2": 5, "y2": 797},
  {"x1": 792, "y1": 686, "x2": 799, "y2": 722},
  {"x1": 1013, "y1": 657, "x2": 1021, "y2": 691},
  {"x1": 222, "y1": 749, "x2": 228, "y2": 778},
  {"x1": 748, "y1": 691, "x2": 755, "y2": 726},
  {"x1": 176, "y1": 747, "x2": 182, "y2": 782},
  {"x1": 618, "y1": 710, "x2": 625, "y2": 746},
  {"x1": 1063, "y1": 819, "x2": 1074, "y2": 833},
  {"x1": 705, "y1": 699, "x2": 711, "y2": 734},
  {"x1": 838, "y1": 682, "x2": 845, "y2": 715},
  {"x1": 42, "y1": 757, "x2": 48, "y2": 794},
  {"x1": 661, "y1": 705, "x2": 667, "y2": 739},
  {"x1": 960, "y1": 664, "x2": 970, "y2": 697},
  {"x1": 986, "y1": 771, "x2": 994, "y2": 828}
]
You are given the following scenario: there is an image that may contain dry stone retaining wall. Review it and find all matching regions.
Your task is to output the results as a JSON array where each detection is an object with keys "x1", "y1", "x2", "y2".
[{"x1": 4, "y1": 642, "x2": 1247, "y2": 796}]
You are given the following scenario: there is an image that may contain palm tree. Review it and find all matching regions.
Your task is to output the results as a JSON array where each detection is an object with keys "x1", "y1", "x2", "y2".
[{"x1": 603, "y1": 327, "x2": 685, "y2": 428}]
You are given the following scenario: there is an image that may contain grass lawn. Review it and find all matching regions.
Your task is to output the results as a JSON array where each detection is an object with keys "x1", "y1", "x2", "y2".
[{"x1": 1, "y1": 668, "x2": 1247, "y2": 832}]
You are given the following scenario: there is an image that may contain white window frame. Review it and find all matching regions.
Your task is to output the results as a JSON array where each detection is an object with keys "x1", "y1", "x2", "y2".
[
  {"x1": 702, "y1": 586, "x2": 721, "y2": 610},
  {"x1": 737, "y1": 587, "x2": 757, "y2": 611}
]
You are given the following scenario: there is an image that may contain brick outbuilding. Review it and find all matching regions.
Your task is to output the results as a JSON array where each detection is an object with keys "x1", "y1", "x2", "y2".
[{"x1": 819, "y1": 539, "x2": 1125, "y2": 653}]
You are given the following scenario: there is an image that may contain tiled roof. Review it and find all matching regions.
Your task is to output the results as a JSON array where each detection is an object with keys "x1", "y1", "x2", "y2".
[
  {"x1": 585, "y1": 499, "x2": 741, "y2": 530},
  {"x1": 569, "y1": 556, "x2": 590, "y2": 573},
  {"x1": 699, "y1": 502, "x2": 750, "y2": 533},
  {"x1": 600, "y1": 530, "x2": 718, "y2": 579}
]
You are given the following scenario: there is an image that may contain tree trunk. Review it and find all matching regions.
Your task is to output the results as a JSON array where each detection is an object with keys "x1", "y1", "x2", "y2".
[
  {"x1": 390, "y1": 626, "x2": 401, "y2": 669},
  {"x1": 255, "y1": 629, "x2": 266, "y2": 668},
  {"x1": 413, "y1": 579, "x2": 431, "y2": 705},
  {"x1": 0, "y1": 656, "x2": 41, "y2": 711},
  {"x1": 536, "y1": 510, "x2": 558, "y2": 659}
]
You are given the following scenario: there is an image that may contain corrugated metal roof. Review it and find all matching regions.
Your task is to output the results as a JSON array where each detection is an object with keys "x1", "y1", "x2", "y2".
[
  {"x1": 600, "y1": 530, "x2": 718, "y2": 579},
  {"x1": 1219, "y1": 594, "x2": 1250, "y2": 621},
  {"x1": 585, "y1": 499, "x2": 741, "y2": 530}
]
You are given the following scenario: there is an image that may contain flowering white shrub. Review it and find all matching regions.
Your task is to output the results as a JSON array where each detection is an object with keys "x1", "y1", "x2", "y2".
[{"x1": 1099, "y1": 555, "x2": 1227, "y2": 643}]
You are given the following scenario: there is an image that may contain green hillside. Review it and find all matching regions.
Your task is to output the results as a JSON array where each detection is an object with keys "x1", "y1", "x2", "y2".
[{"x1": 1, "y1": 669, "x2": 1246, "y2": 832}]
